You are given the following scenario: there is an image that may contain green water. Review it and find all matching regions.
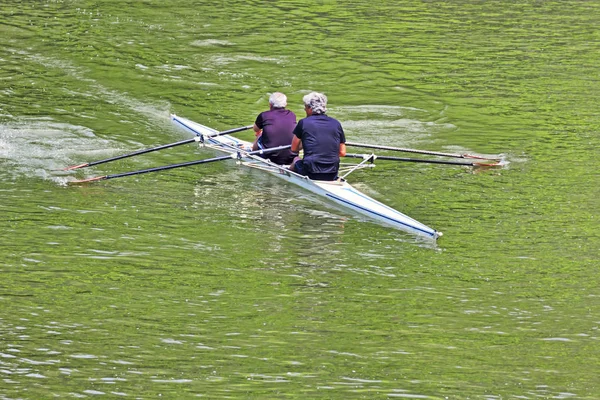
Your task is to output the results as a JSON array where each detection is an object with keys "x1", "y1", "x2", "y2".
[{"x1": 1, "y1": 1, "x2": 599, "y2": 398}]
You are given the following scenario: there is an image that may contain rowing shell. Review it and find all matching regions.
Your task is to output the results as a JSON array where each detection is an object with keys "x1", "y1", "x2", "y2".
[{"x1": 171, "y1": 114, "x2": 441, "y2": 240}]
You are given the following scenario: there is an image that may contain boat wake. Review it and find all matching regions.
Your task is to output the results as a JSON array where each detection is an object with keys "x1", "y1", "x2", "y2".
[
  {"x1": 1, "y1": 51, "x2": 178, "y2": 186},
  {"x1": 0, "y1": 117, "x2": 124, "y2": 186}
]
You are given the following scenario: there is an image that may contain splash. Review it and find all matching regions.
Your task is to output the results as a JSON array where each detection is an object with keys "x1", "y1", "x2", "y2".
[{"x1": 191, "y1": 39, "x2": 234, "y2": 47}]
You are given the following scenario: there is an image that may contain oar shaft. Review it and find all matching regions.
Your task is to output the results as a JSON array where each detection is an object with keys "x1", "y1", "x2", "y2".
[
  {"x1": 105, "y1": 145, "x2": 292, "y2": 179},
  {"x1": 64, "y1": 125, "x2": 253, "y2": 170},
  {"x1": 344, "y1": 153, "x2": 498, "y2": 167},
  {"x1": 86, "y1": 138, "x2": 196, "y2": 167},
  {"x1": 104, "y1": 154, "x2": 235, "y2": 179},
  {"x1": 345, "y1": 141, "x2": 494, "y2": 160},
  {"x1": 70, "y1": 145, "x2": 291, "y2": 184}
]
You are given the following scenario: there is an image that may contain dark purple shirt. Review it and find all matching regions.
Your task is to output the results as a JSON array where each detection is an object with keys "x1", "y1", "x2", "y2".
[
  {"x1": 255, "y1": 108, "x2": 297, "y2": 165},
  {"x1": 293, "y1": 114, "x2": 345, "y2": 175}
]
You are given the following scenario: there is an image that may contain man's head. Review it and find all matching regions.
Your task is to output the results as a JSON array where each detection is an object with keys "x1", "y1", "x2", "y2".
[
  {"x1": 302, "y1": 92, "x2": 327, "y2": 115},
  {"x1": 269, "y1": 92, "x2": 287, "y2": 109}
]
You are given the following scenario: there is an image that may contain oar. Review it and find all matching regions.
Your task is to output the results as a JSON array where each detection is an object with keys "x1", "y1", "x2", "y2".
[
  {"x1": 68, "y1": 145, "x2": 291, "y2": 184},
  {"x1": 344, "y1": 153, "x2": 501, "y2": 167},
  {"x1": 62, "y1": 125, "x2": 253, "y2": 170},
  {"x1": 345, "y1": 141, "x2": 499, "y2": 160}
]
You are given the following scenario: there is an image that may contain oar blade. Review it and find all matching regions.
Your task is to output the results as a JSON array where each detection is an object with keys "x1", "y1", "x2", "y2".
[
  {"x1": 62, "y1": 163, "x2": 90, "y2": 171},
  {"x1": 463, "y1": 154, "x2": 500, "y2": 161},
  {"x1": 68, "y1": 175, "x2": 108, "y2": 185},
  {"x1": 473, "y1": 161, "x2": 504, "y2": 168}
]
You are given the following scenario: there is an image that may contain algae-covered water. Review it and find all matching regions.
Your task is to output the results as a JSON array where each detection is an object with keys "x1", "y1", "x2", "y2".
[{"x1": 1, "y1": 1, "x2": 599, "y2": 398}]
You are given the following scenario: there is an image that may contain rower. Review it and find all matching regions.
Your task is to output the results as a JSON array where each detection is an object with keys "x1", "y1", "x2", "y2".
[
  {"x1": 290, "y1": 92, "x2": 346, "y2": 181},
  {"x1": 252, "y1": 92, "x2": 297, "y2": 165}
]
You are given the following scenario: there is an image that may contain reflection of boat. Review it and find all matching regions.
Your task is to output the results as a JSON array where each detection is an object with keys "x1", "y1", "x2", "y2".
[{"x1": 171, "y1": 114, "x2": 441, "y2": 240}]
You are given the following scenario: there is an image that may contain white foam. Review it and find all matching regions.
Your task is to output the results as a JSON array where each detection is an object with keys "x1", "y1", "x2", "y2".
[{"x1": 0, "y1": 119, "x2": 122, "y2": 185}]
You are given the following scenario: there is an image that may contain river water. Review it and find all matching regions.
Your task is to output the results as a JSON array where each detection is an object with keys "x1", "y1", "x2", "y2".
[{"x1": 1, "y1": 1, "x2": 599, "y2": 398}]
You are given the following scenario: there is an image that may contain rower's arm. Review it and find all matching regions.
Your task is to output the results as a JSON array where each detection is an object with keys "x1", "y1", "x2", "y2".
[
  {"x1": 252, "y1": 123, "x2": 263, "y2": 151},
  {"x1": 291, "y1": 136, "x2": 302, "y2": 153},
  {"x1": 339, "y1": 143, "x2": 346, "y2": 157}
]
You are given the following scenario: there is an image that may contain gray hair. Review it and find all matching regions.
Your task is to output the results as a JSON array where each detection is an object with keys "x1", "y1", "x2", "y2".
[
  {"x1": 269, "y1": 92, "x2": 287, "y2": 108},
  {"x1": 303, "y1": 92, "x2": 327, "y2": 114}
]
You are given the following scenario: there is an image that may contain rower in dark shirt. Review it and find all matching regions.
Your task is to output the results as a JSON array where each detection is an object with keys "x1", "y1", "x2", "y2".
[
  {"x1": 252, "y1": 92, "x2": 297, "y2": 165},
  {"x1": 290, "y1": 92, "x2": 346, "y2": 181}
]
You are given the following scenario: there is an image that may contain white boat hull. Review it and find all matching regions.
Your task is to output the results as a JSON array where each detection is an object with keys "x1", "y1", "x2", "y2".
[{"x1": 171, "y1": 114, "x2": 441, "y2": 239}]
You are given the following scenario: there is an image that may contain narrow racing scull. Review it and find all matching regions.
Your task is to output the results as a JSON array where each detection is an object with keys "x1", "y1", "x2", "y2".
[{"x1": 171, "y1": 114, "x2": 442, "y2": 240}]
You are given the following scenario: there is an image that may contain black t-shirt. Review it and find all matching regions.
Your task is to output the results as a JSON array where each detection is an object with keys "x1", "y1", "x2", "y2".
[
  {"x1": 255, "y1": 108, "x2": 297, "y2": 165},
  {"x1": 293, "y1": 114, "x2": 345, "y2": 174}
]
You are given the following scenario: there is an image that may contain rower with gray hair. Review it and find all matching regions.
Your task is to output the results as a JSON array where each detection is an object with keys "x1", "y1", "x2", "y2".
[
  {"x1": 302, "y1": 91, "x2": 328, "y2": 114},
  {"x1": 290, "y1": 91, "x2": 346, "y2": 181},
  {"x1": 268, "y1": 92, "x2": 288, "y2": 109},
  {"x1": 252, "y1": 92, "x2": 297, "y2": 165}
]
